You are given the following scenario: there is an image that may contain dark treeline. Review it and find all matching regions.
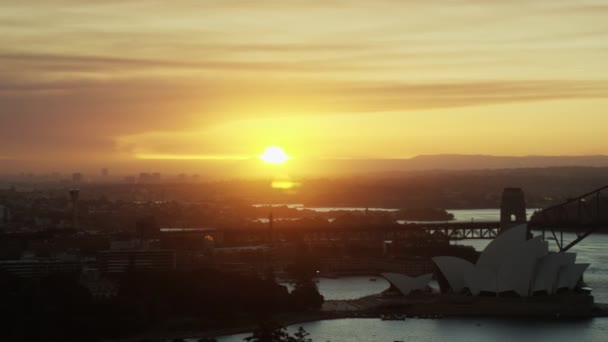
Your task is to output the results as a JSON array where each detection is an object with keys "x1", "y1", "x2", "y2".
[
  {"x1": 0, "y1": 267, "x2": 324, "y2": 341},
  {"x1": 244, "y1": 323, "x2": 312, "y2": 342},
  {"x1": 248, "y1": 206, "x2": 454, "y2": 221}
]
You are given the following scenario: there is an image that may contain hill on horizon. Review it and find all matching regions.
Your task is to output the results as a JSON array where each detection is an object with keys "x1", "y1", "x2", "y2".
[
  {"x1": 305, "y1": 154, "x2": 608, "y2": 176},
  {"x1": 401, "y1": 154, "x2": 608, "y2": 170}
]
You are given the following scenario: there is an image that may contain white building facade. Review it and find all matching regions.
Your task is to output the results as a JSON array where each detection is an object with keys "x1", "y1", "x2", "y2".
[{"x1": 433, "y1": 225, "x2": 589, "y2": 297}]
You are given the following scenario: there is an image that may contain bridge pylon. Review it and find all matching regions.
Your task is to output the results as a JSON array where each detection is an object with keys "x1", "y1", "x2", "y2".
[{"x1": 500, "y1": 187, "x2": 527, "y2": 232}]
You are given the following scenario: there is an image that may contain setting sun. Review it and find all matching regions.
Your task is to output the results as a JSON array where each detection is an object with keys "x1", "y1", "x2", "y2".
[{"x1": 259, "y1": 146, "x2": 291, "y2": 165}]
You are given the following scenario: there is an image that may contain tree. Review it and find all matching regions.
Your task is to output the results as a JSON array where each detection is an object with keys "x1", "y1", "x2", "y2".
[
  {"x1": 289, "y1": 281, "x2": 324, "y2": 311},
  {"x1": 286, "y1": 239, "x2": 324, "y2": 311},
  {"x1": 244, "y1": 323, "x2": 312, "y2": 342},
  {"x1": 244, "y1": 322, "x2": 291, "y2": 342},
  {"x1": 293, "y1": 327, "x2": 312, "y2": 342}
]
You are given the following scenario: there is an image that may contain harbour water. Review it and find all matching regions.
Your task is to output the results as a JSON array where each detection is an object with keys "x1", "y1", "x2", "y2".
[
  {"x1": 218, "y1": 317, "x2": 607, "y2": 342},
  {"x1": 255, "y1": 206, "x2": 539, "y2": 223},
  {"x1": 216, "y1": 209, "x2": 608, "y2": 342}
]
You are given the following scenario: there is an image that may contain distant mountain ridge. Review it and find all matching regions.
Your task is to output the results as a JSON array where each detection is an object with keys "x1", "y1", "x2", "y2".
[
  {"x1": 315, "y1": 155, "x2": 608, "y2": 175},
  {"x1": 403, "y1": 154, "x2": 608, "y2": 170}
]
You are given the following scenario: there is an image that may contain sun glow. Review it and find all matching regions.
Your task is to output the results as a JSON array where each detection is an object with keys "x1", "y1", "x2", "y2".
[
  {"x1": 135, "y1": 153, "x2": 249, "y2": 160},
  {"x1": 259, "y1": 146, "x2": 291, "y2": 165}
]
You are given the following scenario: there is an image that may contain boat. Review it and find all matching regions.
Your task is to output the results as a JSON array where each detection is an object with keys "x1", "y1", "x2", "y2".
[{"x1": 381, "y1": 314, "x2": 406, "y2": 321}]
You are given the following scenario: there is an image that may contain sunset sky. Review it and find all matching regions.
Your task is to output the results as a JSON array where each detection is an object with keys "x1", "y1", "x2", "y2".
[{"x1": 2, "y1": 0, "x2": 608, "y2": 175}]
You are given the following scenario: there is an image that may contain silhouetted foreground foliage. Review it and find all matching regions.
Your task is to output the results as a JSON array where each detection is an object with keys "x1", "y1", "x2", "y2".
[
  {"x1": 245, "y1": 323, "x2": 312, "y2": 342},
  {"x1": 0, "y1": 268, "x2": 323, "y2": 341},
  {"x1": 286, "y1": 240, "x2": 324, "y2": 311}
]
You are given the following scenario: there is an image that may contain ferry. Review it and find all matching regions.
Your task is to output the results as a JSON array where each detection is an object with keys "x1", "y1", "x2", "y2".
[{"x1": 381, "y1": 314, "x2": 406, "y2": 321}]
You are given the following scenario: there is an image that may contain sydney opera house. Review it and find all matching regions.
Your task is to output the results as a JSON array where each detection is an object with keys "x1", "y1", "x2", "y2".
[
  {"x1": 384, "y1": 225, "x2": 590, "y2": 298},
  {"x1": 381, "y1": 273, "x2": 434, "y2": 297}
]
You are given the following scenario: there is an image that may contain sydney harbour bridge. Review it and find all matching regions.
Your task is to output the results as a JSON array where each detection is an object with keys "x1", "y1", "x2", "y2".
[{"x1": 222, "y1": 186, "x2": 608, "y2": 252}]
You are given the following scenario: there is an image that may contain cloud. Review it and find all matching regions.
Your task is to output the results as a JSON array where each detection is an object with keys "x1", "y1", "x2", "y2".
[
  {"x1": 1, "y1": 0, "x2": 608, "y2": 170},
  {"x1": 6, "y1": 75, "x2": 604, "y2": 161},
  {"x1": 330, "y1": 80, "x2": 608, "y2": 111},
  {"x1": 0, "y1": 50, "x2": 372, "y2": 75},
  {"x1": 548, "y1": 3, "x2": 608, "y2": 15}
]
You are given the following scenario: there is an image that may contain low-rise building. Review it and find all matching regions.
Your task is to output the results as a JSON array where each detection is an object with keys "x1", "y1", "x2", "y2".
[
  {"x1": 98, "y1": 249, "x2": 176, "y2": 274},
  {"x1": 0, "y1": 257, "x2": 82, "y2": 278}
]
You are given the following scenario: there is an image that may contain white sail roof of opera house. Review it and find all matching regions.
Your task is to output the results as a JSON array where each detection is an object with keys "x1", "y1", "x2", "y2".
[
  {"x1": 557, "y1": 264, "x2": 590, "y2": 291},
  {"x1": 475, "y1": 224, "x2": 528, "y2": 270},
  {"x1": 433, "y1": 224, "x2": 590, "y2": 297},
  {"x1": 496, "y1": 236, "x2": 548, "y2": 296},
  {"x1": 532, "y1": 252, "x2": 576, "y2": 294},
  {"x1": 433, "y1": 257, "x2": 474, "y2": 293},
  {"x1": 382, "y1": 273, "x2": 433, "y2": 296}
]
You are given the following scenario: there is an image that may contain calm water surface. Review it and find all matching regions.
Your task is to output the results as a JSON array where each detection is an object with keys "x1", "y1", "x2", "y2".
[
  {"x1": 256, "y1": 207, "x2": 539, "y2": 223},
  {"x1": 218, "y1": 317, "x2": 607, "y2": 342},
  {"x1": 217, "y1": 209, "x2": 608, "y2": 342},
  {"x1": 281, "y1": 276, "x2": 392, "y2": 301},
  {"x1": 255, "y1": 206, "x2": 537, "y2": 220}
]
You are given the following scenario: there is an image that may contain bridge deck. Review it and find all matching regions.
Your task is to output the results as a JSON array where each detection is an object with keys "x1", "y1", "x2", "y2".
[{"x1": 223, "y1": 221, "x2": 502, "y2": 241}]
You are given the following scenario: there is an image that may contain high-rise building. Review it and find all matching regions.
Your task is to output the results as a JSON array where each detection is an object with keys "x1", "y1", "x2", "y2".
[
  {"x1": 139, "y1": 172, "x2": 161, "y2": 183},
  {"x1": 0, "y1": 205, "x2": 8, "y2": 225},
  {"x1": 139, "y1": 172, "x2": 151, "y2": 183},
  {"x1": 69, "y1": 189, "x2": 80, "y2": 230},
  {"x1": 151, "y1": 172, "x2": 161, "y2": 182},
  {"x1": 72, "y1": 172, "x2": 83, "y2": 183}
]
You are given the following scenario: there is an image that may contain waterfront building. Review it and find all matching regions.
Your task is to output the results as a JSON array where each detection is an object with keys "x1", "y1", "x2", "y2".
[
  {"x1": 433, "y1": 224, "x2": 589, "y2": 297},
  {"x1": 98, "y1": 249, "x2": 176, "y2": 274},
  {"x1": 382, "y1": 273, "x2": 433, "y2": 296},
  {"x1": 0, "y1": 257, "x2": 82, "y2": 278}
]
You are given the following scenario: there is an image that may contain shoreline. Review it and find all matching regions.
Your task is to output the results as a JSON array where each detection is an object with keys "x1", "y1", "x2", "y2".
[{"x1": 110, "y1": 297, "x2": 608, "y2": 341}]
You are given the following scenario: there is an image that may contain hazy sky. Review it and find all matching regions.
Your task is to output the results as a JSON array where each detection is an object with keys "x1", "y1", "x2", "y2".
[{"x1": 2, "y1": 0, "x2": 608, "y2": 174}]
